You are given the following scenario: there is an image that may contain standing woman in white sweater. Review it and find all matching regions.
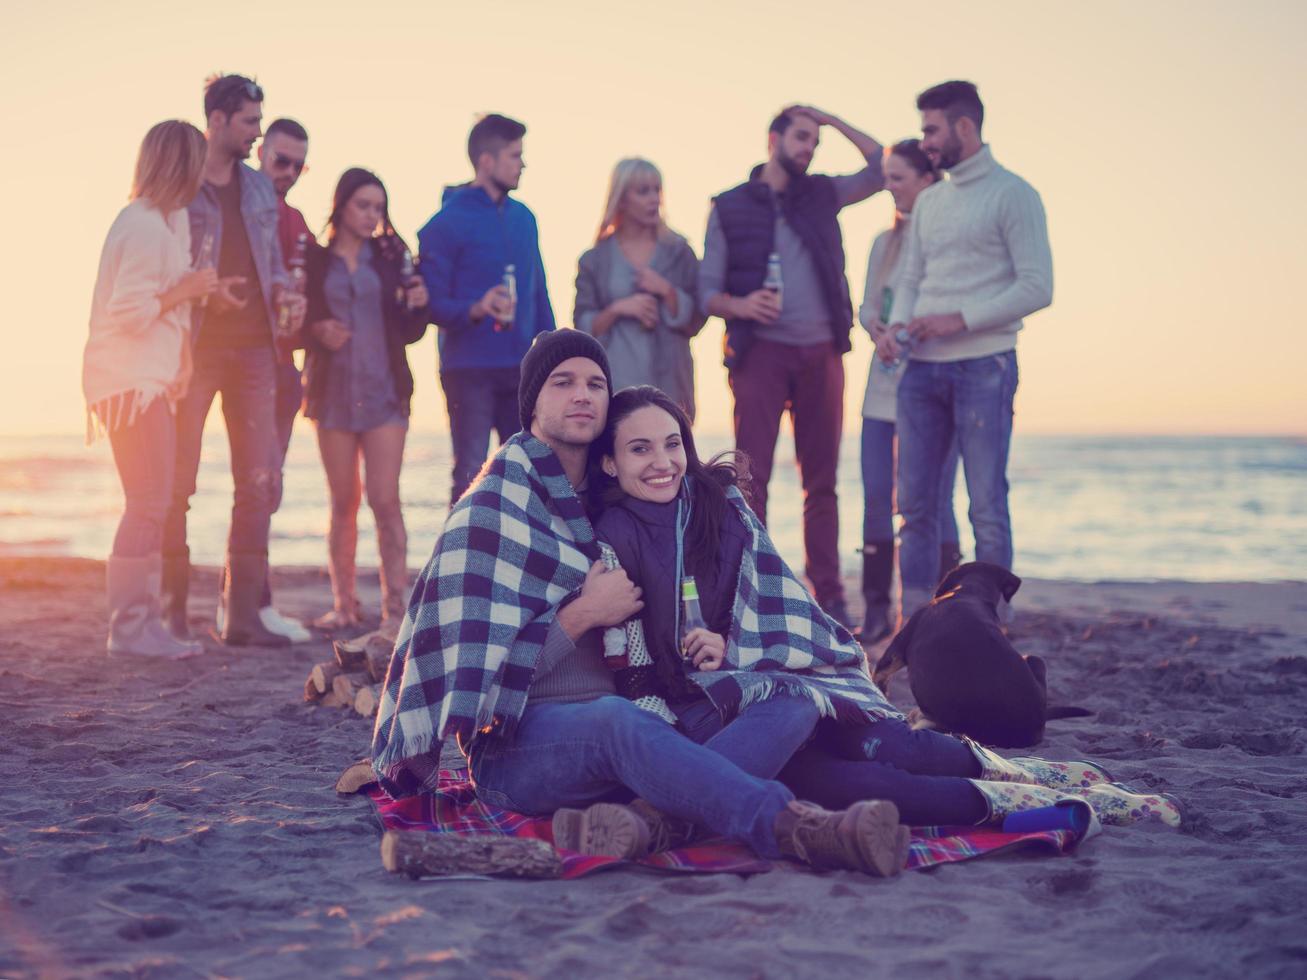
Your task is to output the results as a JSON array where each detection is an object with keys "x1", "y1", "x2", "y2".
[
  {"x1": 83, "y1": 120, "x2": 220, "y2": 658},
  {"x1": 856, "y1": 140, "x2": 960, "y2": 643}
]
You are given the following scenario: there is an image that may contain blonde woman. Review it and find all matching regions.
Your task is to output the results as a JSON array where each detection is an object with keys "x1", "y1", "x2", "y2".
[
  {"x1": 83, "y1": 120, "x2": 221, "y2": 658},
  {"x1": 574, "y1": 158, "x2": 705, "y2": 419}
]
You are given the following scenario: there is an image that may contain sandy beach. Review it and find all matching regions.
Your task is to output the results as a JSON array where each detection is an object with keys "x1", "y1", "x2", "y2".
[{"x1": 2, "y1": 557, "x2": 1305, "y2": 979}]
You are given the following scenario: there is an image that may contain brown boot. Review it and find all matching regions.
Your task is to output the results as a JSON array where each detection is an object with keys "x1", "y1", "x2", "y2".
[
  {"x1": 773, "y1": 799, "x2": 908, "y2": 876},
  {"x1": 551, "y1": 803, "x2": 651, "y2": 858}
]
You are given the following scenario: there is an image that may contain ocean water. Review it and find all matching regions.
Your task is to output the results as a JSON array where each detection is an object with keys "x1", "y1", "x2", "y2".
[{"x1": 0, "y1": 428, "x2": 1303, "y2": 583}]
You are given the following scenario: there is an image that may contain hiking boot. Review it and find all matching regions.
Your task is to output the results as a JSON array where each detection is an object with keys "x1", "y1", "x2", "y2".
[
  {"x1": 773, "y1": 799, "x2": 907, "y2": 876},
  {"x1": 551, "y1": 803, "x2": 651, "y2": 859}
]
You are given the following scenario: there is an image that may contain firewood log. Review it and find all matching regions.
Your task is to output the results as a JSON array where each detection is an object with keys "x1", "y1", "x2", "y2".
[
  {"x1": 320, "y1": 690, "x2": 349, "y2": 708},
  {"x1": 365, "y1": 634, "x2": 392, "y2": 684},
  {"x1": 310, "y1": 661, "x2": 342, "y2": 696},
  {"x1": 335, "y1": 759, "x2": 376, "y2": 794},
  {"x1": 332, "y1": 672, "x2": 365, "y2": 703},
  {"x1": 333, "y1": 636, "x2": 369, "y2": 672},
  {"x1": 380, "y1": 830, "x2": 561, "y2": 879},
  {"x1": 303, "y1": 674, "x2": 322, "y2": 703},
  {"x1": 354, "y1": 684, "x2": 381, "y2": 718}
]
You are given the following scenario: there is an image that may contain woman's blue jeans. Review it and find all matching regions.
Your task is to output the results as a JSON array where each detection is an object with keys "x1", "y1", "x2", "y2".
[
  {"x1": 861, "y1": 417, "x2": 959, "y2": 547},
  {"x1": 468, "y1": 696, "x2": 794, "y2": 858},
  {"x1": 107, "y1": 396, "x2": 175, "y2": 558},
  {"x1": 678, "y1": 697, "x2": 986, "y2": 827}
]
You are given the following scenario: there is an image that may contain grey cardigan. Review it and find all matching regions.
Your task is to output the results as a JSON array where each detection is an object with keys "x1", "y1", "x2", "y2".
[{"x1": 573, "y1": 233, "x2": 706, "y2": 420}]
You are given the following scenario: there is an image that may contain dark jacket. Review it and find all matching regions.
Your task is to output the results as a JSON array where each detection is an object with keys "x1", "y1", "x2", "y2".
[
  {"x1": 595, "y1": 489, "x2": 749, "y2": 705},
  {"x1": 302, "y1": 235, "x2": 428, "y2": 420},
  {"x1": 713, "y1": 165, "x2": 853, "y2": 369}
]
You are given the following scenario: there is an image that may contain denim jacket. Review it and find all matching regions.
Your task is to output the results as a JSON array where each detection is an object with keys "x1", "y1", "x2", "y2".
[{"x1": 186, "y1": 162, "x2": 288, "y2": 333}]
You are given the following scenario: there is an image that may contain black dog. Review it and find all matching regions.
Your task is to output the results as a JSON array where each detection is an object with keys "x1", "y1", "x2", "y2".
[{"x1": 871, "y1": 562, "x2": 1090, "y2": 748}]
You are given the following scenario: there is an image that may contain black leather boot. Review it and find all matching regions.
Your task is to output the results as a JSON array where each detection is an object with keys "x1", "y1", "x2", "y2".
[{"x1": 858, "y1": 540, "x2": 895, "y2": 644}]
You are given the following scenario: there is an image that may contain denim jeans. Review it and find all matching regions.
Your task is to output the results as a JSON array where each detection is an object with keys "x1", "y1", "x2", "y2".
[
  {"x1": 107, "y1": 396, "x2": 175, "y2": 559},
  {"x1": 468, "y1": 696, "x2": 794, "y2": 858},
  {"x1": 673, "y1": 695, "x2": 820, "y2": 779},
  {"x1": 163, "y1": 344, "x2": 280, "y2": 560},
  {"x1": 897, "y1": 352, "x2": 1019, "y2": 603},
  {"x1": 440, "y1": 367, "x2": 521, "y2": 505},
  {"x1": 860, "y1": 418, "x2": 960, "y2": 546}
]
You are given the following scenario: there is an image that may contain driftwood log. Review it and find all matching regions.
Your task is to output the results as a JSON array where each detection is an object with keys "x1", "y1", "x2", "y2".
[{"x1": 380, "y1": 831, "x2": 562, "y2": 879}]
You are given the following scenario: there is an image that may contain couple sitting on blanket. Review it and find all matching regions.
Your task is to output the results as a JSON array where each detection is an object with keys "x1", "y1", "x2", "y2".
[{"x1": 370, "y1": 331, "x2": 1179, "y2": 878}]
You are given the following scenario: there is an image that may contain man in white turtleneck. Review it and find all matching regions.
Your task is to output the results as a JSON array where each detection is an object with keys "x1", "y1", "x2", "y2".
[{"x1": 883, "y1": 80, "x2": 1053, "y2": 622}]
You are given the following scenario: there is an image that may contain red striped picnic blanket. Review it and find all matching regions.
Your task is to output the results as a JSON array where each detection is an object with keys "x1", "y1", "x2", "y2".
[{"x1": 367, "y1": 769, "x2": 1085, "y2": 878}]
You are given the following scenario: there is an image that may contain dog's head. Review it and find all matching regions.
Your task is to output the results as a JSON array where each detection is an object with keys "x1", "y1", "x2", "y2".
[{"x1": 934, "y1": 561, "x2": 1021, "y2": 604}]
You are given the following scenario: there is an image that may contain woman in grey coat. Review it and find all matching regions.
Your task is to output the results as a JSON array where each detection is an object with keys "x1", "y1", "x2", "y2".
[{"x1": 574, "y1": 158, "x2": 706, "y2": 419}]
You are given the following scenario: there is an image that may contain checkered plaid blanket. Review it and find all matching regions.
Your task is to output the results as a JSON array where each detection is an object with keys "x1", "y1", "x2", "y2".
[
  {"x1": 369, "y1": 433, "x2": 600, "y2": 796},
  {"x1": 364, "y1": 769, "x2": 1087, "y2": 878},
  {"x1": 605, "y1": 487, "x2": 903, "y2": 727}
]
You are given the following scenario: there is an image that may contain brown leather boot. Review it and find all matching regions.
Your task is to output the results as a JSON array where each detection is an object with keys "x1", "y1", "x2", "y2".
[{"x1": 773, "y1": 799, "x2": 908, "y2": 876}]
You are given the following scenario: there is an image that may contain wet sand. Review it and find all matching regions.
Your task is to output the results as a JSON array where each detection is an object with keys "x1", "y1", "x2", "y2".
[{"x1": 2, "y1": 558, "x2": 1305, "y2": 979}]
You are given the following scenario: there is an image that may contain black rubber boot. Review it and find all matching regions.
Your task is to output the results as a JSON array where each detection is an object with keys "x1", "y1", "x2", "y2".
[
  {"x1": 221, "y1": 552, "x2": 291, "y2": 647},
  {"x1": 858, "y1": 540, "x2": 895, "y2": 645},
  {"x1": 161, "y1": 549, "x2": 191, "y2": 640}
]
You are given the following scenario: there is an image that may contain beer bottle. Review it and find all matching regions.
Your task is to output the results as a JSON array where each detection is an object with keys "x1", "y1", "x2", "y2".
[
  {"x1": 763, "y1": 252, "x2": 783, "y2": 311},
  {"x1": 276, "y1": 233, "x2": 309, "y2": 335},
  {"x1": 495, "y1": 264, "x2": 517, "y2": 332},
  {"x1": 680, "y1": 576, "x2": 708, "y2": 656}
]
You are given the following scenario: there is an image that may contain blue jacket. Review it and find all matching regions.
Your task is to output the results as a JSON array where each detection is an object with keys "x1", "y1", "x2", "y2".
[
  {"x1": 186, "y1": 162, "x2": 287, "y2": 336},
  {"x1": 416, "y1": 184, "x2": 556, "y2": 371}
]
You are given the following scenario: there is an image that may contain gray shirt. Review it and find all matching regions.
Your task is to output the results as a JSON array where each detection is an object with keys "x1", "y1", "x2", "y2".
[
  {"x1": 527, "y1": 621, "x2": 615, "y2": 704},
  {"x1": 699, "y1": 162, "x2": 885, "y2": 347},
  {"x1": 574, "y1": 234, "x2": 705, "y2": 419},
  {"x1": 318, "y1": 241, "x2": 403, "y2": 432}
]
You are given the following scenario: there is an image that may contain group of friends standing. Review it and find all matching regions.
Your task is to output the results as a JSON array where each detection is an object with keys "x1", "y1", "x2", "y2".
[
  {"x1": 83, "y1": 73, "x2": 1050, "y2": 658},
  {"x1": 83, "y1": 71, "x2": 1182, "y2": 877}
]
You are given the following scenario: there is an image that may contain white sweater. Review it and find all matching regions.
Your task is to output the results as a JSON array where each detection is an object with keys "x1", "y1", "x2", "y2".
[
  {"x1": 889, "y1": 145, "x2": 1053, "y2": 362},
  {"x1": 82, "y1": 200, "x2": 193, "y2": 436}
]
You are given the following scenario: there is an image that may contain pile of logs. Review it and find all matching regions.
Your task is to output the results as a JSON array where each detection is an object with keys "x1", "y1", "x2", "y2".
[{"x1": 303, "y1": 631, "x2": 393, "y2": 718}]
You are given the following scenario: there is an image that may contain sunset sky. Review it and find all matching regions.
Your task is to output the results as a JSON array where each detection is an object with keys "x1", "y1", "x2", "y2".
[{"x1": 3, "y1": 0, "x2": 1304, "y2": 438}]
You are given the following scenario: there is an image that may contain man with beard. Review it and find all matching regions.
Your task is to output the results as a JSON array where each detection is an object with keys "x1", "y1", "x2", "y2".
[
  {"x1": 882, "y1": 81, "x2": 1052, "y2": 625},
  {"x1": 700, "y1": 106, "x2": 885, "y2": 628},
  {"x1": 163, "y1": 74, "x2": 305, "y2": 648},
  {"x1": 418, "y1": 113, "x2": 556, "y2": 507}
]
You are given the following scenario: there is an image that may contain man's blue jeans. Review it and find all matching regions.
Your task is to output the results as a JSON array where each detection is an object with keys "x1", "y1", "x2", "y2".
[
  {"x1": 860, "y1": 418, "x2": 960, "y2": 546},
  {"x1": 439, "y1": 367, "x2": 521, "y2": 506},
  {"x1": 468, "y1": 696, "x2": 795, "y2": 858},
  {"x1": 163, "y1": 344, "x2": 280, "y2": 560},
  {"x1": 896, "y1": 352, "x2": 1019, "y2": 608}
]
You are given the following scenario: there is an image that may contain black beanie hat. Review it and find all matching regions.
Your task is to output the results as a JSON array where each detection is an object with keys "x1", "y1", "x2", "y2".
[{"x1": 518, "y1": 329, "x2": 613, "y2": 431}]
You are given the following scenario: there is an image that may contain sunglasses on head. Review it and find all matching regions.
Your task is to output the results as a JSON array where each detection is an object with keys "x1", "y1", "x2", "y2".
[{"x1": 272, "y1": 152, "x2": 307, "y2": 174}]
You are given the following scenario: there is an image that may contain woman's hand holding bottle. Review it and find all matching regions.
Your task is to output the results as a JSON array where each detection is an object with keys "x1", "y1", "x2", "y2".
[
  {"x1": 611, "y1": 293, "x2": 659, "y2": 329},
  {"x1": 159, "y1": 268, "x2": 219, "y2": 312},
  {"x1": 682, "y1": 628, "x2": 726, "y2": 671}
]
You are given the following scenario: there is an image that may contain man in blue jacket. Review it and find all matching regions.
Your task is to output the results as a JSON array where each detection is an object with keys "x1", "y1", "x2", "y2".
[{"x1": 418, "y1": 113, "x2": 556, "y2": 506}]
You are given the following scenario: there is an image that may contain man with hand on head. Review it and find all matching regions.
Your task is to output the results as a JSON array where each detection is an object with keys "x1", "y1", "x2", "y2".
[
  {"x1": 881, "y1": 80, "x2": 1053, "y2": 625},
  {"x1": 700, "y1": 105, "x2": 886, "y2": 629},
  {"x1": 417, "y1": 113, "x2": 556, "y2": 507}
]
